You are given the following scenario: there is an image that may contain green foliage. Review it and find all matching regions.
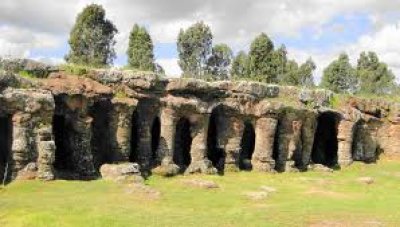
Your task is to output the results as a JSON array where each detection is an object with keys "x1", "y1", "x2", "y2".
[
  {"x1": 60, "y1": 64, "x2": 92, "y2": 76},
  {"x1": 66, "y1": 4, "x2": 118, "y2": 67},
  {"x1": 297, "y1": 58, "x2": 316, "y2": 87},
  {"x1": 356, "y1": 51, "x2": 395, "y2": 94},
  {"x1": 271, "y1": 45, "x2": 288, "y2": 81},
  {"x1": 231, "y1": 51, "x2": 249, "y2": 78},
  {"x1": 18, "y1": 70, "x2": 36, "y2": 79},
  {"x1": 280, "y1": 60, "x2": 299, "y2": 85},
  {"x1": 248, "y1": 33, "x2": 276, "y2": 83},
  {"x1": 177, "y1": 21, "x2": 213, "y2": 78},
  {"x1": 280, "y1": 58, "x2": 315, "y2": 87},
  {"x1": 329, "y1": 94, "x2": 341, "y2": 109},
  {"x1": 321, "y1": 53, "x2": 358, "y2": 93},
  {"x1": 206, "y1": 43, "x2": 233, "y2": 80},
  {"x1": 127, "y1": 24, "x2": 155, "y2": 71}
]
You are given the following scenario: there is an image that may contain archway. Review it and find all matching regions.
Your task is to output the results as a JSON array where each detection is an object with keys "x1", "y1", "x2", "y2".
[
  {"x1": 207, "y1": 108, "x2": 225, "y2": 173},
  {"x1": 239, "y1": 121, "x2": 256, "y2": 171},
  {"x1": 53, "y1": 114, "x2": 75, "y2": 172},
  {"x1": 150, "y1": 116, "x2": 161, "y2": 167},
  {"x1": 173, "y1": 118, "x2": 192, "y2": 173},
  {"x1": 311, "y1": 112, "x2": 339, "y2": 167},
  {"x1": 0, "y1": 115, "x2": 12, "y2": 182}
]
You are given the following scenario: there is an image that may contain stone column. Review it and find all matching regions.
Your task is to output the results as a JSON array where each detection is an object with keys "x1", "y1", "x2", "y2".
[
  {"x1": 136, "y1": 117, "x2": 152, "y2": 171},
  {"x1": 186, "y1": 114, "x2": 216, "y2": 174},
  {"x1": 36, "y1": 126, "x2": 55, "y2": 180},
  {"x1": 301, "y1": 113, "x2": 317, "y2": 170},
  {"x1": 70, "y1": 114, "x2": 96, "y2": 178},
  {"x1": 224, "y1": 116, "x2": 244, "y2": 172},
  {"x1": 10, "y1": 113, "x2": 31, "y2": 180},
  {"x1": 285, "y1": 121, "x2": 303, "y2": 171},
  {"x1": 158, "y1": 108, "x2": 177, "y2": 164},
  {"x1": 109, "y1": 99, "x2": 136, "y2": 162},
  {"x1": 337, "y1": 120, "x2": 355, "y2": 166},
  {"x1": 251, "y1": 117, "x2": 278, "y2": 172}
]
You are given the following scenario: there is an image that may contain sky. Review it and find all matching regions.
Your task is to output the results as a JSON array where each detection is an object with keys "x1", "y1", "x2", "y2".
[{"x1": 1, "y1": 0, "x2": 400, "y2": 82}]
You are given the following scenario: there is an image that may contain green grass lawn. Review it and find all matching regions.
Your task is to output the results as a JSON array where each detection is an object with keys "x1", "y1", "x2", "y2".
[{"x1": 1, "y1": 160, "x2": 400, "y2": 227}]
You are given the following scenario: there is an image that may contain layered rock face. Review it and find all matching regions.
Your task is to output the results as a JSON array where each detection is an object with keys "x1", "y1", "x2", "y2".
[{"x1": 0, "y1": 65, "x2": 399, "y2": 182}]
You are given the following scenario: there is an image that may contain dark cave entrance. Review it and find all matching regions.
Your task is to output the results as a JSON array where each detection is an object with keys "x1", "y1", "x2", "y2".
[
  {"x1": 150, "y1": 116, "x2": 161, "y2": 167},
  {"x1": 130, "y1": 110, "x2": 139, "y2": 163},
  {"x1": 239, "y1": 121, "x2": 256, "y2": 171},
  {"x1": 207, "y1": 109, "x2": 225, "y2": 173},
  {"x1": 173, "y1": 118, "x2": 192, "y2": 173},
  {"x1": 53, "y1": 114, "x2": 74, "y2": 172},
  {"x1": 0, "y1": 115, "x2": 12, "y2": 182},
  {"x1": 90, "y1": 100, "x2": 113, "y2": 170},
  {"x1": 311, "y1": 112, "x2": 339, "y2": 167}
]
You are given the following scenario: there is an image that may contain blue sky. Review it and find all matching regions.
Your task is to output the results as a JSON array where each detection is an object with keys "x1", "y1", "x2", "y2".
[{"x1": 1, "y1": 1, "x2": 400, "y2": 81}]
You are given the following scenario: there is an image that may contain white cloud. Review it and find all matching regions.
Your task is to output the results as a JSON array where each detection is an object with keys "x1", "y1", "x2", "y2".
[
  {"x1": 289, "y1": 21, "x2": 400, "y2": 83},
  {"x1": 157, "y1": 58, "x2": 181, "y2": 77},
  {"x1": 0, "y1": 0, "x2": 400, "y2": 81}
]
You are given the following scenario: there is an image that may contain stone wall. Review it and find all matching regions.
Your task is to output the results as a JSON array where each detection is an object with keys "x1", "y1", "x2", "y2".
[{"x1": 0, "y1": 68, "x2": 399, "y2": 182}]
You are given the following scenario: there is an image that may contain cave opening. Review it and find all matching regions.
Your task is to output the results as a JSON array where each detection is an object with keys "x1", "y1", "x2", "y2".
[
  {"x1": 53, "y1": 114, "x2": 74, "y2": 172},
  {"x1": 90, "y1": 101, "x2": 113, "y2": 170},
  {"x1": 129, "y1": 110, "x2": 139, "y2": 163},
  {"x1": 311, "y1": 112, "x2": 339, "y2": 167},
  {"x1": 150, "y1": 116, "x2": 161, "y2": 167},
  {"x1": 173, "y1": 118, "x2": 192, "y2": 173},
  {"x1": 0, "y1": 115, "x2": 12, "y2": 183},
  {"x1": 207, "y1": 109, "x2": 225, "y2": 173},
  {"x1": 239, "y1": 121, "x2": 256, "y2": 171}
]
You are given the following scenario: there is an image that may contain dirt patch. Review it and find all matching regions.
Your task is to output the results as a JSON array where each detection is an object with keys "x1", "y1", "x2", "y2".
[
  {"x1": 304, "y1": 187, "x2": 351, "y2": 199},
  {"x1": 124, "y1": 184, "x2": 161, "y2": 200},
  {"x1": 181, "y1": 179, "x2": 219, "y2": 189}
]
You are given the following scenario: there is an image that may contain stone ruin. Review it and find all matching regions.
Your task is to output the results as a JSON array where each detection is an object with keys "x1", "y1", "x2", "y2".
[{"x1": 1, "y1": 60, "x2": 400, "y2": 182}]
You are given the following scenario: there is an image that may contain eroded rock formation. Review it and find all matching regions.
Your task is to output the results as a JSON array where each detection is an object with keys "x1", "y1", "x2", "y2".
[{"x1": 0, "y1": 62, "x2": 399, "y2": 182}]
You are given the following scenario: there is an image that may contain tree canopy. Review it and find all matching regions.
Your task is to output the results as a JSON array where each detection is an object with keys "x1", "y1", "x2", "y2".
[
  {"x1": 206, "y1": 43, "x2": 233, "y2": 80},
  {"x1": 357, "y1": 51, "x2": 395, "y2": 94},
  {"x1": 231, "y1": 51, "x2": 249, "y2": 79},
  {"x1": 321, "y1": 53, "x2": 357, "y2": 93},
  {"x1": 177, "y1": 21, "x2": 213, "y2": 78},
  {"x1": 248, "y1": 33, "x2": 276, "y2": 83},
  {"x1": 127, "y1": 24, "x2": 155, "y2": 71},
  {"x1": 66, "y1": 4, "x2": 118, "y2": 67}
]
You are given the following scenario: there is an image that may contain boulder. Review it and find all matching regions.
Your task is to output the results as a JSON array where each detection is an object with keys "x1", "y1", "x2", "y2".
[{"x1": 100, "y1": 163, "x2": 143, "y2": 184}]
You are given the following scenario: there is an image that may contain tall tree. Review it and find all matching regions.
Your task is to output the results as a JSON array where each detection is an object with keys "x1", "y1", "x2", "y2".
[
  {"x1": 177, "y1": 21, "x2": 213, "y2": 78},
  {"x1": 321, "y1": 53, "x2": 358, "y2": 93},
  {"x1": 297, "y1": 58, "x2": 316, "y2": 87},
  {"x1": 280, "y1": 60, "x2": 300, "y2": 85},
  {"x1": 206, "y1": 43, "x2": 233, "y2": 80},
  {"x1": 271, "y1": 45, "x2": 288, "y2": 81},
  {"x1": 231, "y1": 51, "x2": 249, "y2": 79},
  {"x1": 127, "y1": 24, "x2": 155, "y2": 71},
  {"x1": 248, "y1": 33, "x2": 275, "y2": 83},
  {"x1": 356, "y1": 51, "x2": 395, "y2": 94},
  {"x1": 66, "y1": 4, "x2": 118, "y2": 67}
]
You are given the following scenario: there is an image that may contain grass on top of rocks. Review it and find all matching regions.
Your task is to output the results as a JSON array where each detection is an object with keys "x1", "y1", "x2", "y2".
[{"x1": 1, "y1": 160, "x2": 400, "y2": 227}]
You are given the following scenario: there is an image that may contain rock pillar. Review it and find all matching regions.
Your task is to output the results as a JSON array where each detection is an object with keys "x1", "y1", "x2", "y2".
[
  {"x1": 109, "y1": 98, "x2": 136, "y2": 162},
  {"x1": 251, "y1": 117, "x2": 278, "y2": 172},
  {"x1": 36, "y1": 126, "x2": 55, "y2": 180},
  {"x1": 69, "y1": 114, "x2": 96, "y2": 178},
  {"x1": 300, "y1": 114, "x2": 317, "y2": 169},
  {"x1": 337, "y1": 120, "x2": 355, "y2": 166},
  {"x1": 224, "y1": 116, "x2": 244, "y2": 172},
  {"x1": 10, "y1": 113, "x2": 31, "y2": 180},
  {"x1": 186, "y1": 114, "x2": 216, "y2": 174}
]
